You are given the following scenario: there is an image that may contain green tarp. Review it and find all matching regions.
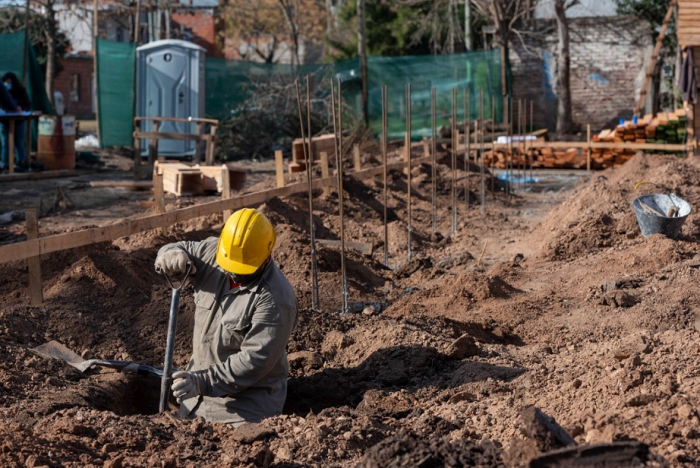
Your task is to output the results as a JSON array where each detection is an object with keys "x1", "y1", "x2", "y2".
[
  {"x1": 96, "y1": 37, "x2": 505, "y2": 147},
  {"x1": 96, "y1": 38, "x2": 135, "y2": 148}
]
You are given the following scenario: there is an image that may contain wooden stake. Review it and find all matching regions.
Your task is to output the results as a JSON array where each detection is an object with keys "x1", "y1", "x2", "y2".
[
  {"x1": 153, "y1": 164, "x2": 165, "y2": 235},
  {"x1": 149, "y1": 120, "x2": 159, "y2": 165},
  {"x1": 320, "y1": 151, "x2": 330, "y2": 196},
  {"x1": 275, "y1": 150, "x2": 285, "y2": 188},
  {"x1": 8, "y1": 120, "x2": 15, "y2": 174},
  {"x1": 406, "y1": 83, "x2": 413, "y2": 261},
  {"x1": 133, "y1": 119, "x2": 141, "y2": 180},
  {"x1": 431, "y1": 86, "x2": 437, "y2": 234},
  {"x1": 194, "y1": 122, "x2": 204, "y2": 164},
  {"x1": 25, "y1": 208, "x2": 43, "y2": 306},
  {"x1": 382, "y1": 85, "x2": 389, "y2": 267},
  {"x1": 205, "y1": 125, "x2": 216, "y2": 165},
  {"x1": 222, "y1": 165, "x2": 231, "y2": 221},
  {"x1": 477, "y1": 240, "x2": 488, "y2": 267},
  {"x1": 587, "y1": 123, "x2": 591, "y2": 172},
  {"x1": 353, "y1": 144, "x2": 361, "y2": 172}
]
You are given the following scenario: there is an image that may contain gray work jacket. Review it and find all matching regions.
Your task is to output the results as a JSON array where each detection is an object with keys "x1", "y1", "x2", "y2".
[{"x1": 157, "y1": 237, "x2": 297, "y2": 426}]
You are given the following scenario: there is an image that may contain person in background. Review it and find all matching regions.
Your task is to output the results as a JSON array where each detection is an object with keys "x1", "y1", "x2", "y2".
[{"x1": 1, "y1": 72, "x2": 31, "y2": 172}]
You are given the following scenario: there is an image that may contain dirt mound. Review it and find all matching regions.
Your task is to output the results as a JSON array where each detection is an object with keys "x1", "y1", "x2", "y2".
[
  {"x1": 358, "y1": 428, "x2": 505, "y2": 467},
  {"x1": 534, "y1": 154, "x2": 700, "y2": 261}
]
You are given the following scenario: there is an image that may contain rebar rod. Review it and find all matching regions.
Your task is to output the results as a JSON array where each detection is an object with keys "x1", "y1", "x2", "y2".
[
  {"x1": 336, "y1": 79, "x2": 348, "y2": 313},
  {"x1": 382, "y1": 85, "x2": 389, "y2": 267},
  {"x1": 431, "y1": 86, "x2": 437, "y2": 234},
  {"x1": 294, "y1": 78, "x2": 319, "y2": 311},
  {"x1": 451, "y1": 88, "x2": 457, "y2": 236},
  {"x1": 306, "y1": 77, "x2": 320, "y2": 309},
  {"x1": 406, "y1": 83, "x2": 413, "y2": 261},
  {"x1": 491, "y1": 94, "x2": 496, "y2": 198},
  {"x1": 465, "y1": 89, "x2": 470, "y2": 210},
  {"x1": 479, "y1": 89, "x2": 485, "y2": 216}
]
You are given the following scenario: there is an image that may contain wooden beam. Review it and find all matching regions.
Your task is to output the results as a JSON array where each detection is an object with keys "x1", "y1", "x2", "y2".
[
  {"x1": 317, "y1": 238, "x2": 373, "y2": 256},
  {"x1": 0, "y1": 169, "x2": 83, "y2": 183},
  {"x1": 134, "y1": 116, "x2": 219, "y2": 126},
  {"x1": 90, "y1": 180, "x2": 153, "y2": 190},
  {"x1": 320, "y1": 151, "x2": 330, "y2": 197},
  {"x1": 148, "y1": 120, "x2": 159, "y2": 164},
  {"x1": 275, "y1": 150, "x2": 285, "y2": 188},
  {"x1": 25, "y1": 209, "x2": 43, "y2": 306},
  {"x1": 222, "y1": 165, "x2": 232, "y2": 222},
  {"x1": 135, "y1": 131, "x2": 205, "y2": 142}
]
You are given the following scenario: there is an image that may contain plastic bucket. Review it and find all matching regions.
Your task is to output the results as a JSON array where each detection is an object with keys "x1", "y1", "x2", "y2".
[{"x1": 632, "y1": 193, "x2": 691, "y2": 239}]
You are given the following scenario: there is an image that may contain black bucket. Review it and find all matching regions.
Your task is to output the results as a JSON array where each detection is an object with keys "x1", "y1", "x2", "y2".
[{"x1": 632, "y1": 193, "x2": 691, "y2": 239}]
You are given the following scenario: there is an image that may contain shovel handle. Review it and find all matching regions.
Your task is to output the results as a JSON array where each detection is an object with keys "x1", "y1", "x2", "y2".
[{"x1": 161, "y1": 261, "x2": 194, "y2": 290}]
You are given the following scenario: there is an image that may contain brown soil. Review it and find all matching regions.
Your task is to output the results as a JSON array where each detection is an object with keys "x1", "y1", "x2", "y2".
[{"x1": 1, "y1": 152, "x2": 698, "y2": 466}]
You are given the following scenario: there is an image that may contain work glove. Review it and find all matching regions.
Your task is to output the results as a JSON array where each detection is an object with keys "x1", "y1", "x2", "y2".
[
  {"x1": 155, "y1": 250, "x2": 196, "y2": 275},
  {"x1": 171, "y1": 370, "x2": 207, "y2": 403}
]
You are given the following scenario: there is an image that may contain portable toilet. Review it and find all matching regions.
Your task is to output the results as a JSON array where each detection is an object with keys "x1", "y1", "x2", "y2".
[{"x1": 136, "y1": 39, "x2": 206, "y2": 158}]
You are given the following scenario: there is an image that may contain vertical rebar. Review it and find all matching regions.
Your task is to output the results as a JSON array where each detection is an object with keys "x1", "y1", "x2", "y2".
[
  {"x1": 491, "y1": 94, "x2": 496, "y2": 198},
  {"x1": 406, "y1": 83, "x2": 413, "y2": 261},
  {"x1": 530, "y1": 100, "x2": 534, "y2": 184},
  {"x1": 465, "y1": 89, "x2": 470, "y2": 210},
  {"x1": 431, "y1": 87, "x2": 437, "y2": 234},
  {"x1": 382, "y1": 85, "x2": 389, "y2": 267},
  {"x1": 294, "y1": 79, "x2": 319, "y2": 311},
  {"x1": 337, "y1": 79, "x2": 349, "y2": 313},
  {"x1": 306, "y1": 77, "x2": 320, "y2": 309},
  {"x1": 479, "y1": 89, "x2": 485, "y2": 215},
  {"x1": 507, "y1": 95, "x2": 512, "y2": 201},
  {"x1": 451, "y1": 88, "x2": 457, "y2": 236}
]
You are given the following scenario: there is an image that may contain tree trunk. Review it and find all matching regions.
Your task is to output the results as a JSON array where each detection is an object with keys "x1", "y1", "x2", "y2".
[
  {"x1": 554, "y1": 0, "x2": 573, "y2": 135},
  {"x1": 277, "y1": 0, "x2": 300, "y2": 65},
  {"x1": 45, "y1": 0, "x2": 56, "y2": 108}
]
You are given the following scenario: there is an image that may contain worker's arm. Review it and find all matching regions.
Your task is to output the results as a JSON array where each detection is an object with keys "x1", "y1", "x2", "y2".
[{"x1": 200, "y1": 292, "x2": 296, "y2": 397}]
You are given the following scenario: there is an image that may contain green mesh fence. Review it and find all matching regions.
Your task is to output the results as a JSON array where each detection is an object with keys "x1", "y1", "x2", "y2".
[
  {"x1": 205, "y1": 50, "x2": 504, "y2": 139},
  {"x1": 0, "y1": 31, "x2": 55, "y2": 149},
  {"x1": 95, "y1": 38, "x2": 504, "y2": 147},
  {"x1": 96, "y1": 38, "x2": 135, "y2": 148}
]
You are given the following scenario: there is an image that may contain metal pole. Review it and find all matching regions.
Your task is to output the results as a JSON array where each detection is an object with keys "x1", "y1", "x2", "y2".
[
  {"x1": 451, "y1": 88, "x2": 457, "y2": 236},
  {"x1": 337, "y1": 79, "x2": 349, "y2": 313},
  {"x1": 406, "y1": 83, "x2": 413, "y2": 261},
  {"x1": 294, "y1": 79, "x2": 319, "y2": 311},
  {"x1": 382, "y1": 85, "x2": 389, "y2": 267},
  {"x1": 530, "y1": 100, "x2": 534, "y2": 183},
  {"x1": 507, "y1": 95, "x2": 512, "y2": 201},
  {"x1": 491, "y1": 94, "x2": 496, "y2": 198},
  {"x1": 479, "y1": 89, "x2": 485, "y2": 215},
  {"x1": 431, "y1": 87, "x2": 437, "y2": 233}
]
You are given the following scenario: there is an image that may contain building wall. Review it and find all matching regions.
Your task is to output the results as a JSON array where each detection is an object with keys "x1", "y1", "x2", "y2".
[
  {"x1": 54, "y1": 56, "x2": 94, "y2": 118},
  {"x1": 535, "y1": 0, "x2": 618, "y2": 19},
  {"x1": 509, "y1": 15, "x2": 652, "y2": 132},
  {"x1": 171, "y1": 9, "x2": 223, "y2": 57}
]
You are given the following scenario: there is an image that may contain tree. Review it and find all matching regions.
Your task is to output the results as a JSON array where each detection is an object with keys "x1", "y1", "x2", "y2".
[
  {"x1": 0, "y1": 3, "x2": 70, "y2": 103},
  {"x1": 553, "y1": 0, "x2": 576, "y2": 134},
  {"x1": 224, "y1": 0, "x2": 327, "y2": 64}
]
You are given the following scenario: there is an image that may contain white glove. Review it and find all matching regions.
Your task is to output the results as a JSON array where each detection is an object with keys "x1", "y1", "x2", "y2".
[
  {"x1": 155, "y1": 250, "x2": 195, "y2": 275},
  {"x1": 171, "y1": 370, "x2": 207, "y2": 403}
]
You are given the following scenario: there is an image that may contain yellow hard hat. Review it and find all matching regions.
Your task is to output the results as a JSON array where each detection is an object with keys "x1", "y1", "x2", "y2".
[{"x1": 216, "y1": 208, "x2": 276, "y2": 275}]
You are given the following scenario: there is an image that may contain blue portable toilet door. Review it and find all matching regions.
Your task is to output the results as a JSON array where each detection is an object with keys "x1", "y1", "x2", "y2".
[{"x1": 145, "y1": 47, "x2": 195, "y2": 156}]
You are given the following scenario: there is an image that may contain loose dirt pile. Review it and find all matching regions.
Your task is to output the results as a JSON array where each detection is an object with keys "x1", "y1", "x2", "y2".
[{"x1": 0, "y1": 152, "x2": 697, "y2": 466}]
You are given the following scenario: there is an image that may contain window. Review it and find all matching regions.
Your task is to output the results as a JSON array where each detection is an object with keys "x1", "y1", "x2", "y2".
[{"x1": 70, "y1": 74, "x2": 80, "y2": 102}]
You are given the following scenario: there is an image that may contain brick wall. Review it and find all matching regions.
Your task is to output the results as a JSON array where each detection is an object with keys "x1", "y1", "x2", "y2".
[
  {"x1": 172, "y1": 9, "x2": 224, "y2": 57},
  {"x1": 54, "y1": 55, "x2": 94, "y2": 118},
  {"x1": 510, "y1": 15, "x2": 652, "y2": 132}
]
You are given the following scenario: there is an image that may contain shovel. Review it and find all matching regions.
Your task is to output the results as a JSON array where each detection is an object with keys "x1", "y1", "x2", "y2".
[
  {"x1": 158, "y1": 262, "x2": 193, "y2": 413},
  {"x1": 31, "y1": 340, "x2": 166, "y2": 379}
]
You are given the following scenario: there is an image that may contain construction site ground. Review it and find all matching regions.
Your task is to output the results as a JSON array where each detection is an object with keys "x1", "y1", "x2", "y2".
[{"x1": 1, "y1": 149, "x2": 699, "y2": 467}]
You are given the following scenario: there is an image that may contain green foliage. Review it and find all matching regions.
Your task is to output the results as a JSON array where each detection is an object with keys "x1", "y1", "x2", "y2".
[
  {"x1": 327, "y1": 0, "x2": 437, "y2": 59},
  {"x1": 0, "y1": 7, "x2": 70, "y2": 78}
]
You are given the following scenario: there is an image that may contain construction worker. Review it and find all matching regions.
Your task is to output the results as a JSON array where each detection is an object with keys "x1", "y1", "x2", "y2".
[{"x1": 154, "y1": 208, "x2": 297, "y2": 426}]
